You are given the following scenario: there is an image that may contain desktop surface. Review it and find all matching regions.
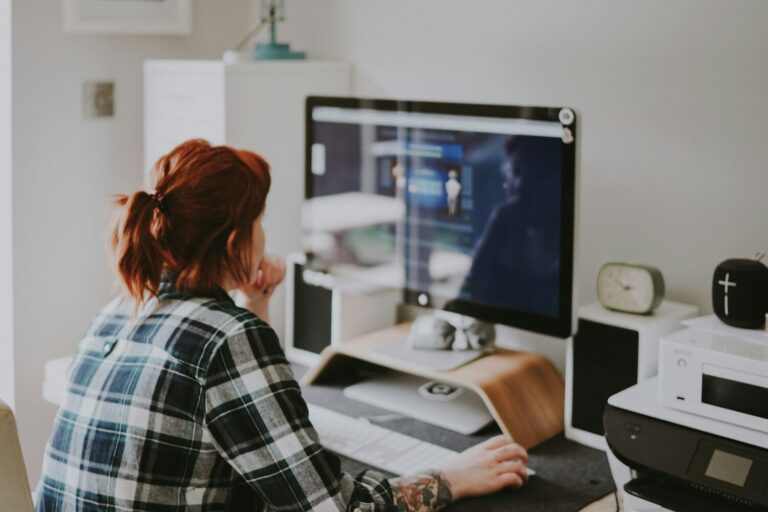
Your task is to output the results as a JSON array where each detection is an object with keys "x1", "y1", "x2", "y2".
[{"x1": 295, "y1": 364, "x2": 614, "y2": 512}]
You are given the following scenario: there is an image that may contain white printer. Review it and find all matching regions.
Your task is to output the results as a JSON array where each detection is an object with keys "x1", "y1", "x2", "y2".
[
  {"x1": 605, "y1": 377, "x2": 768, "y2": 512},
  {"x1": 605, "y1": 317, "x2": 768, "y2": 511}
]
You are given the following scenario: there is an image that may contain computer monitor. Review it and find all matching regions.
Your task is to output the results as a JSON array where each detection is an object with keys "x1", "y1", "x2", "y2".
[{"x1": 303, "y1": 97, "x2": 577, "y2": 339}]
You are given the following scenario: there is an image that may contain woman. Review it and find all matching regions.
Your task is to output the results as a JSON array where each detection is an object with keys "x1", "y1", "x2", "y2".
[{"x1": 36, "y1": 140, "x2": 530, "y2": 511}]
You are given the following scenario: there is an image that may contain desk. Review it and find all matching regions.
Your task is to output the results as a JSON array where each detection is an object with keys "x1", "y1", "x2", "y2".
[
  {"x1": 43, "y1": 356, "x2": 615, "y2": 511},
  {"x1": 297, "y1": 365, "x2": 615, "y2": 512}
]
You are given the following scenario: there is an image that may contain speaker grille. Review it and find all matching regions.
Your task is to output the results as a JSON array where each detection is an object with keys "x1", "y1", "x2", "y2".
[
  {"x1": 572, "y1": 318, "x2": 639, "y2": 436},
  {"x1": 293, "y1": 263, "x2": 333, "y2": 355}
]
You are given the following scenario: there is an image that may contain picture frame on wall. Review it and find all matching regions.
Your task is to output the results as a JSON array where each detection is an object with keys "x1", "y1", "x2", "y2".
[{"x1": 63, "y1": 0, "x2": 192, "y2": 35}]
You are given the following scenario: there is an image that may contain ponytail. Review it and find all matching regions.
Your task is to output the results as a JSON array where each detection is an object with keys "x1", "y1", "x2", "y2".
[{"x1": 111, "y1": 191, "x2": 168, "y2": 300}]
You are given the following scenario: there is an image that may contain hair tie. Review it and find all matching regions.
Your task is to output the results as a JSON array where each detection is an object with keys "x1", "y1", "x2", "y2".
[{"x1": 148, "y1": 191, "x2": 167, "y2": 215}]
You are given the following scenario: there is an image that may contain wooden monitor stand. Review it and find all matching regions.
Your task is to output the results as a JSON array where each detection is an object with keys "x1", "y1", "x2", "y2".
[{"x1": 302, "y1": 323, "x2": 565, "y2": 449}]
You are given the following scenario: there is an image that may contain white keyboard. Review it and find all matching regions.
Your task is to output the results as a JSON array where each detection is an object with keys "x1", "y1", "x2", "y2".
[{"x1": 308, "y1": 403, "x2": 460, "y2": 475}]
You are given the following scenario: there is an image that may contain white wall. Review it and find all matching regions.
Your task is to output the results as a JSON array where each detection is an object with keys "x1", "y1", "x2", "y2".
[
  {"x1": 11, "y1": 0, "x2": 250, "y2": 484},
  {"x1": 0, "y1": 0, "x2": 13, "y2": 409},
  {"x1": 277, "y1": 0, "x2": 768, "y2": 313}
]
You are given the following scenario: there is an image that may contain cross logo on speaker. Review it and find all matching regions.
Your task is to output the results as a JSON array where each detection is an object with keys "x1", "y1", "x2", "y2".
[{"x1": 717, "y1": 273, "x2": 737, "y2": 316}]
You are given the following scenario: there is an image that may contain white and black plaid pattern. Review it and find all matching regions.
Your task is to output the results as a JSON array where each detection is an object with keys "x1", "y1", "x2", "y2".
[{"x1": 36, "y1": 279, "x2": 396, "y2": 511}]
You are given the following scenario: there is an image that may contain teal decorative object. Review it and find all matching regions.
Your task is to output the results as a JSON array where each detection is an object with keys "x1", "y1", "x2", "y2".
[{"x1": 252, "y1": 0, "x2": 305, "y2": 61}]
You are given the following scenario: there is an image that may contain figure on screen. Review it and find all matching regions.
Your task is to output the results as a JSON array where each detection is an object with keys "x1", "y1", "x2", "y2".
[
  {"x1": 445, "y1": 170, "x2": 462, "y2": 216},
  {"x1": 392, "y1": 162, "x2": 407, "y2": 197}
]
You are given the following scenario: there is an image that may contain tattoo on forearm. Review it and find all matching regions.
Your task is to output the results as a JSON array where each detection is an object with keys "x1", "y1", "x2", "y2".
[{"x1": 390, "y1": 470, "x2": 453, "y2": 512}]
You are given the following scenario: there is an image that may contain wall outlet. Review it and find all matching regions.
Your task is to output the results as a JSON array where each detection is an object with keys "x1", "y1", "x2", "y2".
[{"x1": 82, "y1": 81, "x2": 114, "y2": 118}]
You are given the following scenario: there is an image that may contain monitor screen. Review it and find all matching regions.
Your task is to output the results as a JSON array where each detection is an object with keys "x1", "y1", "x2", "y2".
[{"x1": 304, "y1": 97, "x2": 576, "y2": 338}]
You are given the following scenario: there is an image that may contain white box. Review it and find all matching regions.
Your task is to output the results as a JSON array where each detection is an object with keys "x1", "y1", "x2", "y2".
[{"x1": 659, "y1": 326, "x2": 768, "y2": 433}]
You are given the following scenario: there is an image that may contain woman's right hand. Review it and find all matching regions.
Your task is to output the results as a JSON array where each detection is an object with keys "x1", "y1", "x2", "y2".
[
  {"x1": 240, "y1": 252, "x2": 286, "y2": 323},
  {"x1": 441, "y1": 435, "x2": 529, "y2": 500}
]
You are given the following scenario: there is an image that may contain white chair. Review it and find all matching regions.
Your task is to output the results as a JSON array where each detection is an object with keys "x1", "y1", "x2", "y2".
[{"x1": 0, "y1": 400, "x2": 35, "y2": 512}]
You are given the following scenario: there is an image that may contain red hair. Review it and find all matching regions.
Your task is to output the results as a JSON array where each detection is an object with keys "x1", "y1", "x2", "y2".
[{"x1": 111, "y1": 139, "x2": 271, "y2": 301}]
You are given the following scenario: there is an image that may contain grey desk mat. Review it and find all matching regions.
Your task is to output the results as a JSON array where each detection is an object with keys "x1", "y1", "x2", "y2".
[{"x1": 295, "y1": 365, "x2": 616, "y2": 512}]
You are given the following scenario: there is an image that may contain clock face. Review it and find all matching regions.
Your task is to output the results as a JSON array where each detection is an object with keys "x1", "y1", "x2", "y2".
[{"x1": 597, "y1": 263, "x2": 662, "y2": 314}]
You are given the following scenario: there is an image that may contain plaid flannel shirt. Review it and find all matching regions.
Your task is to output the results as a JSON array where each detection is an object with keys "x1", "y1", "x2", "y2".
[{"x1": 36, "y1": 279, "x2": 396, "y2": 511}]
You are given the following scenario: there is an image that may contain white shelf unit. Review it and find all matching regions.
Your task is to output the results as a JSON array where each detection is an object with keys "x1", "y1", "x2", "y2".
[{"x1": 144, "y1": 60, "x2": 352, "y2": 340}]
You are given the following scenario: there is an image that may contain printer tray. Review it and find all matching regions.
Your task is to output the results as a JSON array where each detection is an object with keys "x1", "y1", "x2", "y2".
[{"x1": 625, "y1": 474, "x2": 768, "y2": 512}]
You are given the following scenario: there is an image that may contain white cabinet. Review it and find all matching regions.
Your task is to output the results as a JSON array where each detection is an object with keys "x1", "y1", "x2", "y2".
[{"x1": 144, "y1": 60, "x2": 352, "y2": 340}]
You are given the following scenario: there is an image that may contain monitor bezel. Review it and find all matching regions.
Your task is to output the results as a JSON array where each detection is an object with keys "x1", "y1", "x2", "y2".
[{"x1": 305, "y1": 96, "x2": 576, "y2": 339}]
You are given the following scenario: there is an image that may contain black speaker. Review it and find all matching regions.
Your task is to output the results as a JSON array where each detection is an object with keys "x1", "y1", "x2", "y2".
[
  {"x1": 291, "y1": 262, "x2": 334, "y2": 358},
  {"x1": 284, "y1": 253, "x2": 399, "y2": 366},
  {"x1": 712, "y1": 258, "x2": 768, "y2": 329},
  {"x1": 565, "y1": 301, "x2": 697, "y2": 449},
  {"x1": 571, "y1": 319, "x2": 638, "y2": 437}
]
